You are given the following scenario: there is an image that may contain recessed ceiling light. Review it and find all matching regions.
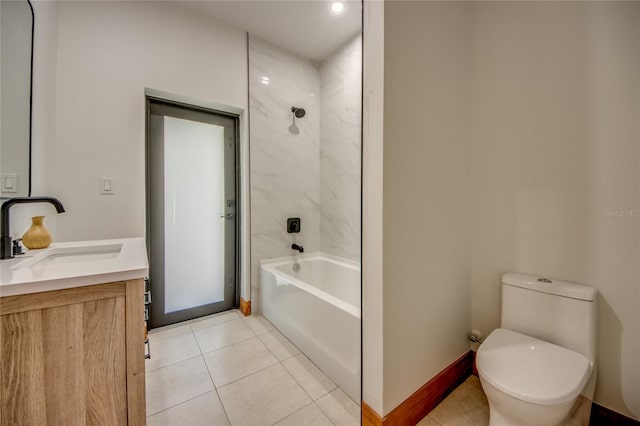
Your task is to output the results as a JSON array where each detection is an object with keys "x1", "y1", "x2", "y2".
[
  {"x1": 331, "y1": 1, "x2": 345, "y2": 14},
  {"x1": 261, "y1": 76, "x2": 270, "y2": 85}
]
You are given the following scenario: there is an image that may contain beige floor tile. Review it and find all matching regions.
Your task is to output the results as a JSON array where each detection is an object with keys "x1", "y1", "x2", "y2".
[
  {"x1": 464, "y1": 375, "x2": 483, "y2": 390},
  {"x1": 316, "y1": 388, "x2": 360, "y2": 426},
  {"x1": 275, "y1": 403, "x2": 334, "y2": 426},
  {"x1": 428, "y1": 380, "x2": 489, "y2": 426},
  {"x1": 283, "y1": 354, "x2": 337, "y2": 400},
  {"x1": 145, "y1": 357, "x2": 215, "y2": 416},
  {"x1": 194, "y1": 318, "x2": 256, "y2": 353},
  {"x1": 242, "y1": 314, "x2": 276, "y2": 335},
  {"x1": 148, "y1": 310, "x2": 241, "y2": 340},
  {"x1": 203, "y1": 337, "x2": 279, "y2": 387},
  {"x1": 145, "y1": 331, "x2": 201, "y2": 372},
  {"x1": 148, "y1": 322, "x2": 193, "y2": 340},
  {"x1": 259, "y1": 330, "x2": 301, "y2": 361},
  {"x1": 147, "y1": 391, "x2": 230, "y2": 426},
  {"x1": 416, "y1": 415, "x2": 441, "y2": 426},
  {"x1": 218, "y1": 364, "x2": 312, "y2": 425},
  {"x1": 191, "y1": 311, "x2": 241, "y2": 331}
]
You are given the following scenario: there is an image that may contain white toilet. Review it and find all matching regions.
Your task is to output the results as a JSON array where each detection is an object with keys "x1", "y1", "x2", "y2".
[{"x1": 476, "y1": 273, "x2": 598, "y2": 426}]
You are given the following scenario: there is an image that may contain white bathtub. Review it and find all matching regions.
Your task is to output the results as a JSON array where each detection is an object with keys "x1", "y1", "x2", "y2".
[{"x1": 260, "y1": 252, "x2": 361, "y2": 402}]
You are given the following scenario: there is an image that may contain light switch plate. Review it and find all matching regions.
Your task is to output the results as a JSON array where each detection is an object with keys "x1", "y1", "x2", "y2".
[
  {"x1": 100, "y1": 177, "x2": 114, "y2": 195},
  {"x1": 1, "y1": 174, "x2": 17, "y2": 193}
]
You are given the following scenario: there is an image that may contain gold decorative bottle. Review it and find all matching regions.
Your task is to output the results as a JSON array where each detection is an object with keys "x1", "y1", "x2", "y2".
[{"x1": 22, "y1": 216, "x2": 52, "y2": 249}]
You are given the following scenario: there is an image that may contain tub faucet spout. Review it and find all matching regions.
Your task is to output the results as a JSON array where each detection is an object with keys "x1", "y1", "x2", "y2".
[{"x1": 291, "y1": 243, "x2": 304, "y2": 253}]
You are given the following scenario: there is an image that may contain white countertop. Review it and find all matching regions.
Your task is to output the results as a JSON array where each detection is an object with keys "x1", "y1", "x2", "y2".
[{"x1": 0, "y1": 238, "x2": 149, "y2": 297}]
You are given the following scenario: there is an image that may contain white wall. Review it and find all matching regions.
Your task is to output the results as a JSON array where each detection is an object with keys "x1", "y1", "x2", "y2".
[
  {"x1": 368, "y1": 1, "x2": 639, "y2": 420},
  {"x1": 469, "y1": 2, "x2": 640, "y2": 418},
  {"x1": 362, "y1": 0, "x2": 384, "y2": 415},
  {"x1": 319, "y1": 35, "x2": 362, "y2": 260},
  {"x1": 24, "y1": 1, "x2": 251, "y2": 299},
  {"x1": 382, "y1": 1, "x2": 472, "y2": 415},
  {"x1": 248, "y1": 36, "x2": 321, "y2": 312},
  {"x1": 45, "y1": 1, "x2": 247, "y2": 239}
]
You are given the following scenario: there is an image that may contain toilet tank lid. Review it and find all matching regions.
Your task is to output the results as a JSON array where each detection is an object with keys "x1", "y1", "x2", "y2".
[{"x1": 502, "y1": 273, "x2": 597, "y2": 301}]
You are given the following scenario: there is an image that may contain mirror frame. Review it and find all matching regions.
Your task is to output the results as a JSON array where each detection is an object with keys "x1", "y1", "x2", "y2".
[
  {"x1": 27, "y1": 0, "x2": 34, "y2": 197},
  {"x1": 0, "y1": 0, "x2": 35, "y2": 199}
]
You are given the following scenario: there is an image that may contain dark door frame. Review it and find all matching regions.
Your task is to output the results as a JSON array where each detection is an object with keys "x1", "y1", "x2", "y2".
[{"x1": 145, "y1": 95, "x2": 241, "y2": 329}]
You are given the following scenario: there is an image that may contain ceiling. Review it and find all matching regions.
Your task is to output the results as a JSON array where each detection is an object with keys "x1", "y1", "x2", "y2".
[{"x1": 177, "y1": 0, "x2": 362, "y2": 62}]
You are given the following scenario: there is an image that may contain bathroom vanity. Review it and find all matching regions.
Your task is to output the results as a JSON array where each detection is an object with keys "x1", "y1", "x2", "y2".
[{"x1": 0, "y1": 238, "x2": 148, "y2": 425}]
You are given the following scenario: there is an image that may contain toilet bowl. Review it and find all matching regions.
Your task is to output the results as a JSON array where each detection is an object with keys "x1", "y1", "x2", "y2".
[
  {"x1": 476, "y1": 273, "x2": 598, "y2": 426},
  {"x1": 477, "y1": 328, "x2": 592, "y2": 426}
]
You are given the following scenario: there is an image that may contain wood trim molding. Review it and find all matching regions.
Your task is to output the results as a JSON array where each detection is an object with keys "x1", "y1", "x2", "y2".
[
  {"x1": 362, "y1": 350, "x2": 474, "y2": 426},
  {"x1": 472, "y1": 350, "x2": 479, "y2": 376},
  {"x1": 362, "y1": 401, "x2": 383, "y2": 426},
  {"x1": 591, "y1": 403, "x2": 640, "y2": 426},
  {"x1": 361, "y1": 350, "x2": 640, "y2": 426},
  {"x1": 362, "y1": 350, "x2": 640, "y2": 426},
  {"x1": 239, "y1": 297, "x2": 251, "y2": 316}
]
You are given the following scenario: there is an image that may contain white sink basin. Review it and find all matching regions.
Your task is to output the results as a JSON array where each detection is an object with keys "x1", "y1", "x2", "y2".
[
  {"x1": 1, "y1": 238, "x2": 148, "y2": 297},
  {"x1": 11, "y1": 243, "x2": 123, "y2": 270}
]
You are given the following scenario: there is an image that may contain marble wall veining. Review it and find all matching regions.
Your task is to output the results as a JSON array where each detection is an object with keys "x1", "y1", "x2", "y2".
[
  {"x1": 249, "y1": 34, "x2": 362, "y2": 312},
  {"x1": 319, "y1": 35, "x2": 362, "y2": 260},
  {"x1": 249, "y1": 36, "x2": 321, "y2": 311},
  {"x1": 249, "y1": 35, "x2": 362, "y2": 312}
]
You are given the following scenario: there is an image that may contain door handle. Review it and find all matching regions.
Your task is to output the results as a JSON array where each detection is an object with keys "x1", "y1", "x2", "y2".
[{"x1": 219, "y1": 214, "x2": 234, "y2": 219}]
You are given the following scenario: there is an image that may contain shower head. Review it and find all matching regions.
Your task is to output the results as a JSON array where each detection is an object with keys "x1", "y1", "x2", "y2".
[{"x1": 291, "y1": 106, "x2": 306, "y2": 119}]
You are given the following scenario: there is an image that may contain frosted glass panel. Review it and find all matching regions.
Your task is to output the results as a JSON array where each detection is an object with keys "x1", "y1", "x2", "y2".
[{"x1": 164, "y1": 116, "x2": 225, "y2": 313}]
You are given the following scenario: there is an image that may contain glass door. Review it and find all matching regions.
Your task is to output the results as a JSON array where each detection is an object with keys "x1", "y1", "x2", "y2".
[{"x1": 146, "y1": 98, "x2": 237, "y2": 328}]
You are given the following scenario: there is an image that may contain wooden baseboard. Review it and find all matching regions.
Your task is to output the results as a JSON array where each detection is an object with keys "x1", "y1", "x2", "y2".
[
  {"x1": 362, "y1": 350, "x2": 474, "y2": 426},
  {"x1": 591, "y1": 403, "x2": 640, "y2": 426},
  {"x1": 362, "y1": 401, "x2": 383, "y2": 426},
  {"x1": 472, "y1": 350, "x2": 479, "y2": 376},
  {"x1": 239, "y1": 297, "x2": 251, "y2": 316},
  {"x1": 362, "y1": 350, "x2": 639, "y2": 426}
]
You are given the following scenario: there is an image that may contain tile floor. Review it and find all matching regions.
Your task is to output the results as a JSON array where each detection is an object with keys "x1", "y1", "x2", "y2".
[
  {"x1": 145, "y1": 310, "x2": 361, "y2": 426},
  {"x1": 417, "y1": 376, "x2": 490, "y2": 426},
  {"x1": 146, "y1": 309, "x2": 489, "y2": 426}
]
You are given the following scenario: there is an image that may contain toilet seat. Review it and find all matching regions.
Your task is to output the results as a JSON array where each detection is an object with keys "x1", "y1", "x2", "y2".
[{"x1": 477, "y1": 328, "x2": 591, "y2": 406}]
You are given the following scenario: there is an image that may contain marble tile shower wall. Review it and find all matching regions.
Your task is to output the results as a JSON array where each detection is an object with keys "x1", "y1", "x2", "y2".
[
  {"x1": 249, "y1": 35, "x2": 362, "y2": 311},
  {"x1": 319, "y1": 35, "x2": 362, "y2": 261},
  {"x1": 249, "y1": 36, "x2": 322, "y2": 310}
]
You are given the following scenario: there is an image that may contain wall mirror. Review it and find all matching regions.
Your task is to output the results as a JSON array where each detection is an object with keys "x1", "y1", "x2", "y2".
[{"x1": 0, "y1": 0, "x2": 34, "y2": 199}]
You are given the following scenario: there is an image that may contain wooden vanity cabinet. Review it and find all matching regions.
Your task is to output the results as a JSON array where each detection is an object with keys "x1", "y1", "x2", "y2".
[{"x1": 0, "y1": 279, "x2": 146, "y2": 425}]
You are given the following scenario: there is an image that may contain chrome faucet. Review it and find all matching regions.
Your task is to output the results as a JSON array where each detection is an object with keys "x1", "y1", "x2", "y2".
[
  {"x1": 291, "y1": 243, "x2": 304, "y2": 253},
  {"x1": 1, "y1": 196, "x2": 66, "y2": 259}
]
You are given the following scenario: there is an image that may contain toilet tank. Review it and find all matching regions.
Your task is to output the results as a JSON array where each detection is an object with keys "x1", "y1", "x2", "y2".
[{"x1": 501, "y1": 273, "x2": 598, "y2": 363}]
